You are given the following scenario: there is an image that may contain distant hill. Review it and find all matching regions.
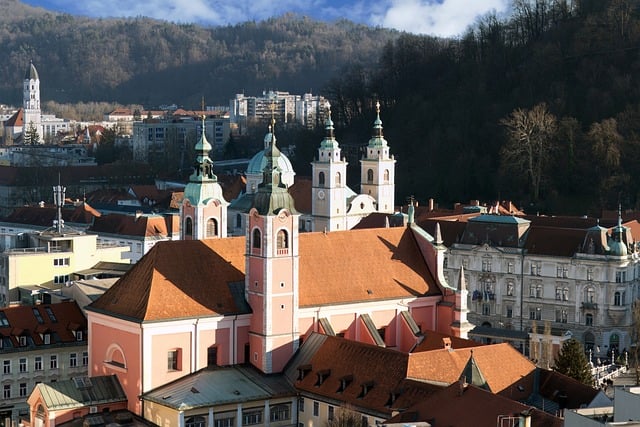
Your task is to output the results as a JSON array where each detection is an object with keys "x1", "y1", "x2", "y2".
[{"x1": 0, "y1": 0, "x2": 398, "y2": 106}]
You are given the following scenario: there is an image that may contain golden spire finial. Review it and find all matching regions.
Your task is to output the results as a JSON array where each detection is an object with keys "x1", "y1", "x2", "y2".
[
  {"x1": 376, "y1": 100, "x2": 380, "y2": 114},
  {"x1": 201, "y1": 96, "x2": 206, "y2": 121}
]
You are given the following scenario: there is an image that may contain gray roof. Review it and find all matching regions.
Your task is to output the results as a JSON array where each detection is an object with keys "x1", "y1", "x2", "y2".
[
  {"x1": 35, "y1": 375, "x2": 126, "y2": 411},
  {"x1": 25, "y1": 61, "x2": 39, "y2": 80},
  {"x1": 468, "y1": 214, "x2": 530, "y2": 225},
  {"x1": 142, "y1": 366, "x2": 294, "y2": 410}
]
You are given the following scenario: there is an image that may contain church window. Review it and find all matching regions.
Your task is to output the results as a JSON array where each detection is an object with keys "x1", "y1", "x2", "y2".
[
  {"x1": 277, "y1": 230, "x2": 288, "y2": 254},
  {"x1": 252, "y1": 229, "x2": 261, "y2": 249},
  {"x1": 185, "y1": 217, "x2": 193, "y2": 237},
  {"x1": 335, "y1": 172, "x2": 341, "y2": 185},
  {"x1": 367, "y1": 169, "x2": 374, "y2": 183},
  {"x1": 206, "y1": 218, "x2": 218, "y2": 237},
  {"x1": 383, "y1": 169, "x2": 390, "y2": 183},
  {"x1": 318, "y1": 172, "x2": 325, "y2": 187},
  {"x1": 236, "y1": 214, "x2": 242, "y2": 229}
]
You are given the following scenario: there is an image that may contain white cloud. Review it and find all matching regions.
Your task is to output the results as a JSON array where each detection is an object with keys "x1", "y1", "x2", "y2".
[
  {"x1": 39, "y1": 0, "x2": 510, "y2": 36},
  {"x1": 370, "y1": 0, "x2": 511, "y2": 37}
]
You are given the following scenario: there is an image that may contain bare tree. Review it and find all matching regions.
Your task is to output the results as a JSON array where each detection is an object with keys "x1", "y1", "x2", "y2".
[
  {"x1": 325, "y1": 405, "x2": 364, "y2": 427},
  {"x1": 500, "y1": 102, "x2": 558, "y2": 200}
]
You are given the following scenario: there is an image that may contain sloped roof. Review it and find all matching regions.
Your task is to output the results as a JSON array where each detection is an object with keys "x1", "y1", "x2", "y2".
[
  {"x1": 4, "y1": 108, "x2": 23, "y2": 127},
  {"x1": 3, "y1": 203, "x2": 100, "y2": 227},
  {"x1": 142, "y1": 365, "x2": 293, "y2": 410},
  {"x1": 411, "y1": 330, "x2": 481, "y2": 352},
  {"x1": 0, "y1": 300, "x2": 86, "y2": 349},
  {"x1": 297, "y1": 227, "x2": 439, "y2": 307},
  {"x1": 35, "y1": 375, "x2": 126, "y2": 411},
  {"x1": 385, "y1": 381, "x2": 562, "y2": 427},
  {"x1": 88, "y1": 238, "x2": 248, "y2": 321},
  {"x1": 88, "y1": 226, "x2": 438, "y2": 321},
  {"x1": 407, "y1": 343, "x2": 536, "y2": 393},
  {"x1": 89, "y1": 213, "x2": 172, "y2": 238},
  {"x1": 287, "y1": 334, "x2": 439, "y2": 415},
  {"x1": 287, "y1": 176, "x2": 312, "y2": 214},
  {"x1": 524, "y1": 226, "x2": 587, "y2": 256},
  {"x1": 536, "y1": 369, "x2": 602, "y2": 409}
]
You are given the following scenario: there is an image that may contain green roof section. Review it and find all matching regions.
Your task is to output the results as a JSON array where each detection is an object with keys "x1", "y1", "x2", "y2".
[
  {"x1": 35, "y1": 375, "x2": 126, "y2": 411},
  {"x1": 468, "y1": 214, "x2": 530, "y2": 225}
]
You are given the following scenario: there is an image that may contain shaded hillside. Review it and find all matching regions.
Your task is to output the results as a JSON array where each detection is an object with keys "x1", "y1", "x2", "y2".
[
  {"x1": 0, "y1": 1, "x2": 397, "y2": 106},
  {"x1": 322, "y1": 0, "x2": 640, "y2": 215}
]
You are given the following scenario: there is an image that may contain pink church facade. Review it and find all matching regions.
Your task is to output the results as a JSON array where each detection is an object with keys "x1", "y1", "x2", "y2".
[{"x1": 86, "y1": 109, "x2": 472, "y2": 415}]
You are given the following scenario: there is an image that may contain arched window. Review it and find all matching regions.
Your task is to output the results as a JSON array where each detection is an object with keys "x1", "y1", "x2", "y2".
[
  {"x1": 236, "y1": 214, "x2": 242, "y2": 229},
  {"x1": 367, "y1": 169, "x2": 374, "y2": 183},
  {"x1": 335, "y1": 172, "x2": 341, "y2": 185},
  {"x1": 584, "y1": 331, "x2": 595, "y2": 352},
  {"x1": 585, "y1": 313, "x2": 593, "y2": 326},
  {"x1": 185, "y1": 217, "x2": 193, "y2": 237},
  {"x1": 614, "y1": 291, "x2": 621, "y2": 306},
  {"x1": 383, "y1": 169, "x2": 390, "y2": 183},
  {"x1": 206, "y1": 218, "x2": 218, "y2": 237},
  {"x1": 252, "y1": 229, "x2": 261, "y2": 249},
  {"x1": 318, "y1": 171, "x2": 325, "y2": 187},
  {"x1": 277, "y1": 229, "x2": 288, "y2": 254},
  {"x1": 186, "y1": 417, "x2": 206, "y2": 427},
  {"x1": 610, "y1": 333, "x2": 620, "y2": 353},
  {"x1": 585, "y1": 287, "x2": 595, "y2": 303}
]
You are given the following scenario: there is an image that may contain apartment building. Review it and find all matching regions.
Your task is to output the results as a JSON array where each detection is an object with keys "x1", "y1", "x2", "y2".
[
  {"x1": 0, "y1": 300, "x2": 88, "y2": 427},
  {"x1": 422, "y1": 211, "x2": 640, "y2": 361}
]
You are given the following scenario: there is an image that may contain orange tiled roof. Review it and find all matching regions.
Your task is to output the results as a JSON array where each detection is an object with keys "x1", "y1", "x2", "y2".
[
  {"x1": 89, "y1": 238, "x2": 247, "y2": 321},
  {"x1": 0, "y1": 300, "x2": 87, "y2": 347},
  {"x1": 298, "y1": 227, "x2": 439, "y2": 307},
  {"x1": 293, "y1": 335, "x2": 440, "y2": 415},
  {"x1": 407, "y1": 343, "x2": 536, "y2": 393},
  {"x1": 89, "y1": 226, "x2": 439, "y2": 321},
  {"x1": 4, "y1": 108, "x2": 23, "y2": 127},
  {"x1": 89, "y1": 213, "x2": 172, "y2": 238},
  {"x1": 411, "y1": 330, "x2": 482, "y2": 352},
  {"x1": 386, "y1": 381, "x2": 562, "y2": 427}
]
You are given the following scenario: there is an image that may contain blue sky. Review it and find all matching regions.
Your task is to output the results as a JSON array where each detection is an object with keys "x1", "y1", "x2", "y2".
[{"x1": 22, "y1": 0, "x2": 511, "y2": 38}]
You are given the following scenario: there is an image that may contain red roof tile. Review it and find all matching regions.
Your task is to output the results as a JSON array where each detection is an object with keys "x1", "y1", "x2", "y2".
[{"x1": 89, "y1": 226, "x2": 440, "y2": 321}]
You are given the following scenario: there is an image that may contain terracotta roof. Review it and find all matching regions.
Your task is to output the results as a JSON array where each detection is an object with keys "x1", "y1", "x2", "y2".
[
  {"x1": 288, "y1": 176, "x2": 311, "y2": 213},
  {"x1": 0, "y1": 300, "x2": 87, "y2": 348},
  {"x1": 385, "y1": 381, "x2": 562, "y2": 427},
  {"x1": 290, "y1": 335, "x2": 439, "y2": 415},
  {"x1": 411, "y1": 330, "x2": 482, "y2": 352},
  {"x1": 536, "y1": 369, "x2": 601, "y2": 409},
  {"x1": 129, "y1": 185, "x2": 173, "y2": 207},
  {"x1": 89, "y1": 213, "x2": 173, "y2": 238},
  {"x1": 407, "y1": 343, "x2": 536, "y2": 393},
  {"x1": 88, "y1": 238, "x2": 248, "y2": 321},
  {"x1": 525, "y1": 226, "x2": 587, "y2": 256},
  {"x1": 88, "y1": 226, "x2": 439, "y2": 321},
  {"x1": 298, "y1": 227, "x2": 439, "y2": 307},
  {"x1": 3, "y1": 108, "x2": 23, "y2": 127},
  {"x1": 3, "y1": 203, "x2": 100, "y2": 227}
]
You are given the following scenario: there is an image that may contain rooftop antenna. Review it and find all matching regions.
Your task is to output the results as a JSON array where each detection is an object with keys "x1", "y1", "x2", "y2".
[{"x1": 53, "y1": 173, "x2": 65, "y2": 234}]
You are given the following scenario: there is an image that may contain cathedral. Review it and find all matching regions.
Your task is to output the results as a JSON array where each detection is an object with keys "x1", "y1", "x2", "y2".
[
  {"x1": 85, "y1": 105, "x2": 472, "y2": 415},
  {"x1": 3, "y1": 61, "x2": 43, "y2": 144}
]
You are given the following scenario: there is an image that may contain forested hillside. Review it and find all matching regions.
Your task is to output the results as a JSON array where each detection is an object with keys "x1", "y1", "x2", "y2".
[
  {"x1": 325, "y1": 0, "x2": 640, "y2": 214},
  {"x1": 0, "y1": 0, "x2": 397, "y2": 105},
  {"x1": 3, "y1": 0, "x2": 640, "y2": 214}
]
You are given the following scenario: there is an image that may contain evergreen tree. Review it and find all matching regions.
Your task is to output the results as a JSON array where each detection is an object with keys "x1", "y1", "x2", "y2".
[
  {"x1": 554, "y1": 338, "x2": 594, "y2": 386},
  {"x1": 24, "y1": 121, "x2": 40, "y2": 145}
]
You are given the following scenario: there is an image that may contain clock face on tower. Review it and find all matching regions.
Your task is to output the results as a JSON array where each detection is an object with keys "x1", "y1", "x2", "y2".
[{"x1": 317, "y1": 190, "x2": 325, "y2": 200}]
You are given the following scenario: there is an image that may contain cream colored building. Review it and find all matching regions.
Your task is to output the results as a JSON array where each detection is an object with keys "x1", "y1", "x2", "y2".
[{"x1": 0, "y1": 229, "x2": 129, "y2": 306}]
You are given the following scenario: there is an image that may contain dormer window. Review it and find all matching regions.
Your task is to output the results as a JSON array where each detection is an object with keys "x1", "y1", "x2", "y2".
[
  {"x1": 358, "y1": 380, "x2": 374, "y2": 398},
  {"x1": 385, "y1": 389, "x2": 402, "y2": 407},
  {"x1": 43, "y1": 333, "x2": 50, "y2": 345},
  {"x1": 315, "y1": 369, "x2": 331, "y2": 386},
  {"x1": 297, "y1": 364, "x2": 311, "y2": 381},
  {"x1": 75, "y1": 330, "x2": 84, "y2": 341},
  {"x1": 19, "y1": 336, "x2": 27, "y2": 347},
  {"x1": 337, "y1": 375, "x2": 353, "y2": 393}
]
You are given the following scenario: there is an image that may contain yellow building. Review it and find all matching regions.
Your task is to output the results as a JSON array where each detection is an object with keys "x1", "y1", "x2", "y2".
[{"x1": 0, "y1": 229, "x2": 129, "y2": 306}]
